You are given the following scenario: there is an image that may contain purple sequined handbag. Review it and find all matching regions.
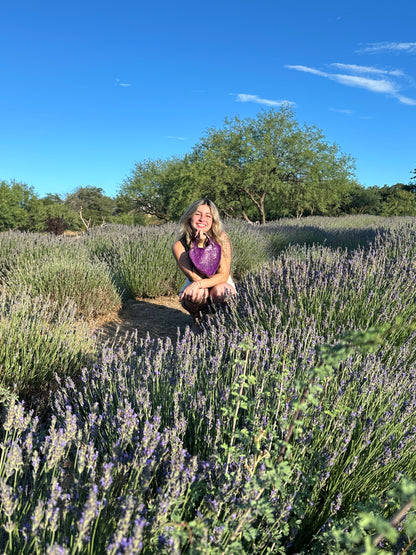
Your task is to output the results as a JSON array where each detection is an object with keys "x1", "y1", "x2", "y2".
[{"x1": 189, "y1": 237, "x2": 222, "y2": 277}]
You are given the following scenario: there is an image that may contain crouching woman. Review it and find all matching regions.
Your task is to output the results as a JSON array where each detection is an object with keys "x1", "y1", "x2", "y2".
[{"x1": 172, "y1": 198, "x2": 236, "y2": 322}]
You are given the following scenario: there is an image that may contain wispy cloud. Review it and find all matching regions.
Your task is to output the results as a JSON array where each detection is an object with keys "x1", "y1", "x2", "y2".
[
  {"x1": 285, "y1": 64, "x2": 416, "y2": 106},
  {"x1": 358, "y1": 42, "x2": 416, "y2": 54},
  {"x1": 166, "y1": 136, "x2": 186, "y2": 141},
  {"x1": 331, "y1": 63, "x2": 404, "y2": 78},
  {"x1": 115, "y1": 78, "x2": 132, "y2": 87},
  {"x1": 235, "y1": 93, "x2": 295, "y2": 107},
  {"x1": 329, "y1": 107, "x2": 354, "y2": 115},
  {"x1": 396, "y1": 95, "x2": 416, "y2": 106}
]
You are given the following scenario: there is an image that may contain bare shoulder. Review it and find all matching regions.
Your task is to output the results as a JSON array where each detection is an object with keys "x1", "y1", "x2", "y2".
[
  {"x1": 172, "y1": 240, "x2": 185, "y2": 257},
  {"x1": 220, "y1": 231, "x2": 232, "y2": 247},
  {"x1": 219, "y1": 231, "x2": 232, "y2": 257}
]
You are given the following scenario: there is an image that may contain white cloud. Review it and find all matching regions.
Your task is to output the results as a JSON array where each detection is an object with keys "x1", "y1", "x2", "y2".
[
  {"x1": 331, "y1": 73, "x2": 399, "y2": 94},
  {"x1": 358, "y1": 42, "x2": 416, "y2": 54},
  {"x1": 331, "y1": 63, "x2": 404, "y2": 78},
  {"x1": 235, "y1": 93, "x2": 295, "y2": 107},
  {"x1": 115, "y1": 78, "x2": 132, "y2": 87},
  {"x1": 285, "y1": 64, "x2": 415, "y2": 106},
  {"x1": 285, "y1": 65, "x2": 326, "y2": 77},
  {"x1": 167, "y1": 136, "x2": 186, "y2": 140},
  {"x1": 329, "y1": 108, "x2": 354, "y2": 115},
  {"x1": 396, "y1": 95, "x2": 416, "y2": 106}
]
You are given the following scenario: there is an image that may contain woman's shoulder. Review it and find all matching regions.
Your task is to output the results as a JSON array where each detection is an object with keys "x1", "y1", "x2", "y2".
[
  {"x1": 219, "y1": 230, "x2": 231, "y2": 243},
  {"x1": 173, "y1": 236, "x2": 189, "y2": 251}
]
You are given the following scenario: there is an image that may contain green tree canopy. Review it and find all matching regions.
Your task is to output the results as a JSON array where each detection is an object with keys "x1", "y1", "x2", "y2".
[
  {"x1": 0, "y1": 180, "x2": 38, "y2": 231},
  {"x1": 188, "y1": 106, "x2": 358, "y2": 222},
  {"x1": 27, "y1": 197, "x2": 81, "y2": 232},
  {"x1": 118, "y1": 157, "x2": 196, "y2": 222},
  {"x1": 119, "y1": 107, "x2": 359, "y2": 223},
  {"x1": 348, "y1": 186, "x2": 382, "y2": 215},
  {"x1": 64, "y1": 186, "x2": 115, "y2": 227},
  {"x1": 378, "y1": 183, "x2": 416, "y2": 216}
]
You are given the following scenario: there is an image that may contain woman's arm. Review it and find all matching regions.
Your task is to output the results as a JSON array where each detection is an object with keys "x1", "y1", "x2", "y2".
[
  {"x1": 172, "y1": 240, "x2": 203, "y2": 282},
  {"x1": 193, "y1": 232, "x2": 232, "y2": 289},
  {"x1": 172, "y1": 232, "x2": 232, "y2": 289}
]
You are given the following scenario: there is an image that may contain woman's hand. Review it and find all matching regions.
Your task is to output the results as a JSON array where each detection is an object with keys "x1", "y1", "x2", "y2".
[
  {"x1": 180, "y1": 280, "x2": 202, "y2": 302},
  {"x1": 194, "y1": 230, "x2": 207, "y2": 245}
]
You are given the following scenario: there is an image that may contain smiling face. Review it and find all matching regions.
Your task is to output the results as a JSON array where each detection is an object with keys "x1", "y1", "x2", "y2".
[{"x1": 190, "y1": 203, "x2": 213, "y2": 235}]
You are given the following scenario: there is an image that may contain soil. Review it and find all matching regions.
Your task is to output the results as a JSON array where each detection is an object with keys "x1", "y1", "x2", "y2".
[{"x1": 96, "y1": 296, "x2": 194, "y2": 344}]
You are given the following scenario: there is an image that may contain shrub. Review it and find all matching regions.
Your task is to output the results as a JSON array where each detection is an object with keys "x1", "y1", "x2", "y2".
[
  {"x1": 226, "y1": 219, "x2": 272, "y2": 280},
  {"x1": 4, "y1": 254, "x2": 122, "y2": 320},
  {"x1": 222, "y1": 229, "x2": 416, "y2": 343},
  {"x1": 0, "y1": 290, "x2": 95, "y2": 398},
  {"x1": 85, "y1": 224, "x2": 185, "y2": 298}
]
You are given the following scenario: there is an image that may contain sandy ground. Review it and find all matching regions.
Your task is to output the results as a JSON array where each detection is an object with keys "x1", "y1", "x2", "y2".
[{"x1": 97, "y1": 296, "x2": 194, "y2": 343}]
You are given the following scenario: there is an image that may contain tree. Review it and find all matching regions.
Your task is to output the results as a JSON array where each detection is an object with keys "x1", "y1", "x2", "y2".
[
  {"x1": 0, "y1": 179, "x2": 38, "y2": 231},
  {"x1": 118, "y1": 159, "x2": 173, "y2": 221},
  {"x1": 348, "y1": 186, "x2": 382, "y2": 214},
  {"x1": 118, "y1": 157, "x2": 195, "y2": 222},
  {"x1": 405, "y1": 168, "x2": 416, "y2": 194},
  {"x1": 119, "y1": 107, "x2": 358, "y2": 223},
  {"x1": 26, "y1": 195, "x2": 80, "y2": 232},
  {"x1": 379, "y1": 183, "x2": 416, "y2": 216},
  {"x1": 190, "y1": 107, "x2": 357, "y2": 223},
  {"x1": 45, "y1": 214, "x2": 68, "y2": 235},
  {"x1": 64, "y1": 186, "x2": 115, "y2": 227}
]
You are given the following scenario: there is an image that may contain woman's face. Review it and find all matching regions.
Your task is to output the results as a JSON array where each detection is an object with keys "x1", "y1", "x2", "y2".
[{"x1": 190, "y1": 204, "x2": 213, "y2": 235}]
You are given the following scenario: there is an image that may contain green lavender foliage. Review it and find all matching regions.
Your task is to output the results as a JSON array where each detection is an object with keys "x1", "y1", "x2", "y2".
[
  {"x1": 226, "y1": 219, "x2": 273, "y2": 279},
  {"x1": 83, "y1": 223, "x2": 184, "y2": 298},
  {"x1": 1, "y1": 216, "x2": 416, "y2": 553},
  {"x1": 0, "y1": 290, "x2": 95, "y2": 396},
  {"x1": 0, "y1": 231, "x2": 64, "y2": 276},
  {"x1": 0, "y1": 231, "x2": 122, "y2": 318},
  {"x1": 5, "y1": 255, "x2": 122, "y2": 319},
  {"x1": 310, "y1": 478, "x2": 416, "y2": 554}
]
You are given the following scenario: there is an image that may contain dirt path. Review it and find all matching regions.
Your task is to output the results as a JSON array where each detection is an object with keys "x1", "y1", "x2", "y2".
[{"x1": 97, "y1": 296, "x2": 194, "y2": 343}]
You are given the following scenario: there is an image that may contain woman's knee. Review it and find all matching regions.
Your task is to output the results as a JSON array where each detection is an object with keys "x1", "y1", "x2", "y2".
[
  {"x1": 210, "y1": 283, "x2": 236, "y2": 304},
  {"x1": 181, "y1": 289, "x2": 209, "y2": 313}
]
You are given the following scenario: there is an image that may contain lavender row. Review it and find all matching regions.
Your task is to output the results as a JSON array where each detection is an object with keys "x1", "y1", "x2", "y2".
[
  {"x1": 1, "y1": 218, "x2": 416, "y2": 552},
  {"x1": 1, "y1": 324, "x2": 415, "y2": 552}
]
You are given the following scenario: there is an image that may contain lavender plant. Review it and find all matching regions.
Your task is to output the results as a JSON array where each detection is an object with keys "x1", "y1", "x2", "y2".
[
  {"x1": 1, "y1": 219, "x2": 416, "y2": 553},
  {"x1": 0, "y1": 231, "x2": 83, "y2": 277},
  {"x1": 1, "y1": 322, "x2": 414, "y2": 552},
  {"x1": 3, "y1": 253, "x2": 122, "y2": 320},
  {"x1": 225, "y1": 219, "x2": 272, "y2": 280},
  {"x1": 224, "y1": 227, "x2": 416, "y2": 344},
  {"x1": 263, "y1": 214, "x2": 416, "y2": 255},
  {"x1": 0, "y1": 290, "x2": 95, "y2": 398},
  {"x1": 84, "y1": 224, "x2": 184, "y2": 298}
]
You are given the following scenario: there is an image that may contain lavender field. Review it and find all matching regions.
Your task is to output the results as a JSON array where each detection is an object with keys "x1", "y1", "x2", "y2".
[{"x1": 1, "y1": 216, "x2": 416, "y2": 553}]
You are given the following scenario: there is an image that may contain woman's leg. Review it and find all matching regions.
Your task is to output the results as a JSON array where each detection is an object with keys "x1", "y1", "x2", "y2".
[
  {"x1": 181, "y1": 287, "x2": 210, "y2": 321},
  {"x1": 209, "y1": 283, "x2": 236, "y2": 306}
]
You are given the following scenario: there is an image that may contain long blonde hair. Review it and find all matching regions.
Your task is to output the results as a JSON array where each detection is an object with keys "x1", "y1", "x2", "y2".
[{"x1": 179, "y1": 198, "x2": 224, "y2": 248}]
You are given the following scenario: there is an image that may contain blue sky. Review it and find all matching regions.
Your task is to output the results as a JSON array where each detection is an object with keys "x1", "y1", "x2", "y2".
[{"x1": 1, "y1": 0, "x2": 415, "y2": 199}]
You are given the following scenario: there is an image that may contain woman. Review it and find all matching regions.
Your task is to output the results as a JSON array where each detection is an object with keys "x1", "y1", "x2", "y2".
[{"x1": 172, "y1": 198, "x2": 236, "y2": 322}]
